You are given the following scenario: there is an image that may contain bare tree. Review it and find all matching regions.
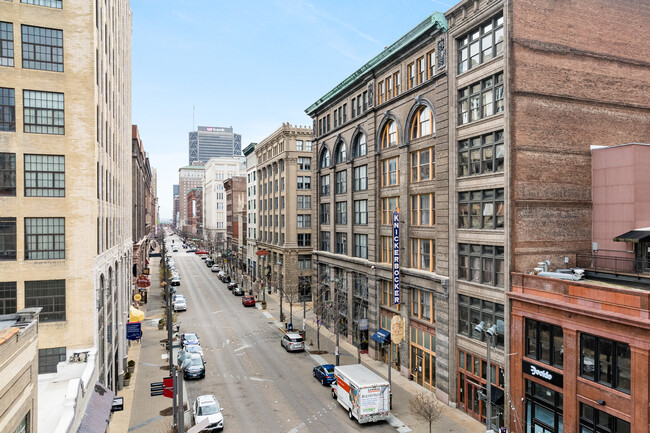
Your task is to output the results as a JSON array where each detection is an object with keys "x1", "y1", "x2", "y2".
[
  {"x1": 283, "y1": 280, "x2": 301, "y2": 327},
  {"x1": 409, "y1": 391, "x2": 442, "y2": 433}
]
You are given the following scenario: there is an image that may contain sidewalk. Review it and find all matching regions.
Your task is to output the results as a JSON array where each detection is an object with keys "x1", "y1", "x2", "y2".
[{"x1": 259, "y1": 288, "x2": 485, "y2": 433}]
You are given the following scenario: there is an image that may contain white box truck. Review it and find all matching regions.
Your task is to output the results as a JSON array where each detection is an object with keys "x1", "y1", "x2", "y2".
[{"x1": 332, "y1": 364, "x2": 391, "y2": 423}]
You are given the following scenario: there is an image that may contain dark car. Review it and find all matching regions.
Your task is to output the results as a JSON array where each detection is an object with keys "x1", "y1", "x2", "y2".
[
  {"x1": 227, "y1": 282, "x2": 238, "y2": 291},
  {"x1": 232, "y1": 286, "x2": 244, "y2": 296},
  {"x1": 242, "y1": 295, "x2": 255, "y2": 307},
  {"x1": 183, "y1": 354, "x2": 206, "y2": 380},
  {"x1": 181, "y1": 333, "x2": 200, "y2": 349},
  {"x1": 220, "y1": 275, "x2": 231, "y2": 283},
  {"x1": 313, "y1": 364, "x2": 336, "y2": 385}
]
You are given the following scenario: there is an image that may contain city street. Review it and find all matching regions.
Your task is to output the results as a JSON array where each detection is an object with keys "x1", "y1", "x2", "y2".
[{"x1": 156, "y1": 237, "x2": 395, "y2": 432}]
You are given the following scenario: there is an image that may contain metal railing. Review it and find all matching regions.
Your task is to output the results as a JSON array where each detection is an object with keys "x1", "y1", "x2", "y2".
[{"x1": 576, "y1": 254, "x2": 650, "y2": 277}]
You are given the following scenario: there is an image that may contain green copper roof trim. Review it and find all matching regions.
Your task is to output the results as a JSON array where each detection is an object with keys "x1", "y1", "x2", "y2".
[
  {"x1": 305, "y1": 12, "x2": 447, "y2": 115},
  {"x1": 243, "y1": 142, "x2": 257, "y2": 156}
]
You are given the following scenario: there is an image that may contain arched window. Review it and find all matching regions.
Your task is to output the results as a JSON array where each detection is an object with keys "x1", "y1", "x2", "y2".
[
  {"x1": 381, "y1": 120, "x2": 398, "y2": 149},
  {"x1": 410, "y1": 106, "x2": 433, "y2": 139},
  {"x1": 335, "y1": 141, "x2": 347, "y2": 164},
  {"x1": 352, "y1": 133, "x2": 367, "y2": 158},
  {"x1": 320, "y1": 147, "x2": 331, "y2": 168}
]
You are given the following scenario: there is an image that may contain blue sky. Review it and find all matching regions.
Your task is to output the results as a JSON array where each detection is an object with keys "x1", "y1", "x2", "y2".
[{"x1": 131, "y1": 0, "x2": 457, "y2": 219}]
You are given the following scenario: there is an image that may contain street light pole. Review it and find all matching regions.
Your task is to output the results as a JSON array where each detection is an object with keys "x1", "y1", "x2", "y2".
[{"x1": 486, "y1": 333, "x2": 492, "y2": 433}]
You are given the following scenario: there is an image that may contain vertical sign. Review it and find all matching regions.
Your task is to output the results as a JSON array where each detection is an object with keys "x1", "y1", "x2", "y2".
[{"x1": 392, "y1": 209, "x2": 400, "y2": 305}]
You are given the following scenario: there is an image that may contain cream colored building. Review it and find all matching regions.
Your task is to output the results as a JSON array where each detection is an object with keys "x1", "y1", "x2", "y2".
[
  {"x1": 255, "y1": 124, "x2": 314, "y2": 311},
  {"x1": 0, "y1": 0, "x2": 132, "y2": 431},
  {"x1": 243, "y1": 143, "x2": 258, "y2": 276},
  {"x1": 178, "y1": 164, "x2": 204, "y2": 233},
  {"x1": 202, "y1": 157, "x2": 245, "y2": 251}
]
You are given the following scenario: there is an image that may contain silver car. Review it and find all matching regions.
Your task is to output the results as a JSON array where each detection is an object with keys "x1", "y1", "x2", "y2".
[{"x1": 281, "y1": 333, "x2": 304, "y2": 352}]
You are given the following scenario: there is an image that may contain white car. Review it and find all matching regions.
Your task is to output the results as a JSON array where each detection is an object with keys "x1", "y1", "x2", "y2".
[
  {"x1": 172, "y1": 246, "x2": 179, "y2": 252},
  {"x1": 211, "y1": 265, "x2": 221, "y2": 273},
  {"x1": 193, "y1": 395, "x2": 224, "y2": 431},
  {"x1": 173, "y1": 298, "x2": 186, "y2": 311}
]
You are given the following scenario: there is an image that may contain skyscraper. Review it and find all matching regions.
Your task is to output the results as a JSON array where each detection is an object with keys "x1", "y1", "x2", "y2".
[{"x1": 188, "y1": 126, "x2": 242, "y2": 164}]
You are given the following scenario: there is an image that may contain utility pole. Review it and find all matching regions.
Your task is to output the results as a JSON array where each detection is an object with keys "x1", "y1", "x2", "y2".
[{"x1": 177, "y1": 365, "x2": 185, "y2": 431}]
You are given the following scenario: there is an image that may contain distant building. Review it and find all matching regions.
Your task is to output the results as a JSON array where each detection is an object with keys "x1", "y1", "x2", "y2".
[
  {"x1": 243, "y1": 143, "x2": 258, "y2": 278},
  {"x1": 132, "y1": 125, "x2": 154, "y2": 277},
  {"x1": 178, "y1": 164, "x2": 205, "y2": 233},
  {"x1": 186, "y1": 188, "x2": 202, "y2": 235},
  {"x1": 224, "y1": 177, "x2": 246, "y2": 268},
  {"x1": 203, "y1": 157, "x2": 246, "y2": 251},
  {"x1": 189, "y1": 126, "x2": 242, "y2": 164}
]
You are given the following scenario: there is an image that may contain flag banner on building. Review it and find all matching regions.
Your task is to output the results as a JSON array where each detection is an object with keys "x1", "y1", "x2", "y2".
[{"x1": 393, "y1": 209, "x2": 400, "y2": 305}]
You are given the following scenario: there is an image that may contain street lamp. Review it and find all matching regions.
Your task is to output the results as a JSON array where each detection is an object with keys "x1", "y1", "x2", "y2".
[{"x1": 475, "y1": 321, "x2": 498, "y2": 432}]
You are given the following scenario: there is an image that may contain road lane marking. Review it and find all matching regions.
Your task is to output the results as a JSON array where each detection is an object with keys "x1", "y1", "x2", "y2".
[
  {"x1": 234, "y1": 343, "x2": 250, "y2": 352},
  {"x1": 286, "y1": 421, "x2": 306, "y2": 433},
  {"x1": 263, "y1": 311, "x2": 273, "y2": 319},
  {"x1": 388, "y1": 414, "x2": 412, "y2": 432}
]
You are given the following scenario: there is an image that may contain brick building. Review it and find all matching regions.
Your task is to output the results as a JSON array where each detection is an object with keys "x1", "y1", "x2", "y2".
[{"x1": 224, "y1": 176, "x2": 246, "y2": 268}]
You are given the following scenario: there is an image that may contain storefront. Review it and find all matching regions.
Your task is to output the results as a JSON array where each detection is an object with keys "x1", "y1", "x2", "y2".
[
  {"x1": 379, "y1": 311, "x2": 400, "y2": 370},
  {"x1": 523, "y1": 361, "x2": 564, "y2": 433},
  {"x1": 409, "y1": 324, "x2": 436, "y2": 390},
  {"x1": 457, "y1": 350, "x2": 505, "y2": 428}
]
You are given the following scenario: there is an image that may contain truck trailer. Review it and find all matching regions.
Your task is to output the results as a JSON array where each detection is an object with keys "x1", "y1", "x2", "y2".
[{"x1": 332, "y1": 364, "x2": 391, "y2": 423}]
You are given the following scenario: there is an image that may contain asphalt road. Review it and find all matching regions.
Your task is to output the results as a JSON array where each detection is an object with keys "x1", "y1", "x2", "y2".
[{"x1": 168, "y1": 238, "x2": 395, "y2": 433}]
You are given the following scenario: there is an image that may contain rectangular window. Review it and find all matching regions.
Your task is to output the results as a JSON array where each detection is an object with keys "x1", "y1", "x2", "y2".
[
  {"x1": 410, "y1": 193, "x2": 434, "y2": 226},
  {"x1": 407, "y1": 63, "x2": 415, "y2": 89},
  {"x1": 297, "y1": 157, "x2": 311, "y2": 170},
  {"x1": 357, "y1": 95, "x2": 362, "y2": 115},
  {"x1": 380, "y1": 280, "x2": 399, "y2": 309},
  {"x1": 353, "y1": 200, "x2": 368, "y2": 225},
  {"x1": 21, "y1": 25, "x2": 63, "y2": 72},
  {"x1": 417, "y1": 56, "x2": 426, "y2": 84},
  {"x1": 0, "y1": 152, "x2": 16, "y2": 196},
  {"x1": 394, "y1": 71, "x2": 401, "y2": 96},
  {"x1": 297, "y1": 214, "x2": 311, "y2": 228},
  {"x1": 336, "y1": 232, "x2": 347, "y2": 255},
  {"x1": 410, "y1": 238, "x2": 434, "y2": 271},
  {"x1": 458, "y1": 130, "x2": 505, "y2": 176},
  {"x1": 378, "y1": 81, "x2": 385, "y2": 104},
  {"x1": 38, "y1": 346, "x2": 66, "y2": 374},
  {"x1": 458, "y1": 73, "x2": 504, "y2": 125},
  {"x1": 320, "y1": 231, "x2": 330, "y2": 251},
  {"x1": 354, "y1": 234, "x2": 368, "y2": 259},
  {"x1": 381, "y1": 156, "x2": 399, "y2": 186},
  {"x1": 525, "y1": 318, "x2": 563, "y2": 369},
  {"x1": 0, "y1": 281, "x2": 17, "y2": 314},
  {"x1": 380, "y1": 236, "x2": 391, "y2": 263},
  {"x1": 24, "y1": 154, "x2": 65, "y2": 197},
  {"x1": 381, "y1": 197, "x2": 398, "y2": 225},
  {"x1": 353, "y1": 165, "x2": 367, "y2": 191},
  {"x1": 580, "y1": 333, "x2": 630, "y2": 393},
  {"x1": 351, "y1": 99, "x2": 356, "y2": 118},
  {"x1": 298, "y1": 255, "x2": 311, "y2": 270},
  {"x1": 25, "y1": 279, "x2": 65, "y2": 322},
  {"x1": 22, "y1": 0, "x2": 63, "y2": 7},
  {"x1": 458, "y1": 188, "x2": 504, "y2": 229},
  {"x1": 25, "y1": 217, "x2": 65, "y2": 260},
  {"x1": 427, "y1": 50, "x2": 435, "y2": 78},
  {"x1": 296, "y1": 176, "x2": 311, "y2": 190},
  {"x1": 297, "y1": 195, "x2": 311, "y2": 209},
  {"x1": 458, "y1": 243, "x2": 505, "y2": 287},
  {"x1": 0, "y1": 88, "x2": 16, "y2": 132},
  {"x1": 320, "y1": 203, "x2": 330, "y2": 224},
  {"x1": 23, "y1": 90, "x2": 64, "y2": 134},
  {"x1": 386, "y1": 76, "x2": 393, "y2": 100},
  {"x1": 297, "y1": 233, "x2": 311, "y2": 247},
  {"x1": 327, "y1": 114, "x2": 330, "y2": 132},
  {"x1": 0, "y1": 218, "x2": 17, "y2": 261},
  {"x1": 335, "y1": 170, "x2": 347, "y2": 194},
  {"x1": 305, "y1": 141, "x2": 312, "y2": 152},
  {"x1": 320, "y1": 174, "x2": 330, "y2": 196},
  {"x1": 458, "y1": 294, "x2": 505, "y2": 348},
  {"x1": 0, "y1": 22, "x2": 14, "y2": 67},
  {"x1": 457, "y1": 13, "x2": 504, "y2": 74},
  {"x1": 363, "y1": 91, "x2": 368, "y2": 111},
  {"x1": 296, "y1": 140, "x2": 303, "y2": 151},
  {"x1": 411, "y1": 288, "x2": 434, "y2": 322},
  {"x1": 579, "y1": 403, "x2": 630, "y2": 433},
  {"x1": 335, "y1": 201, "x2": 347, "y2": 225},
  {"x1": 411, "y1": 147, "x2": 434, "y2": 182},
  {"x1": 334, "y1": 108, "x2": 338, "y2": 127}
]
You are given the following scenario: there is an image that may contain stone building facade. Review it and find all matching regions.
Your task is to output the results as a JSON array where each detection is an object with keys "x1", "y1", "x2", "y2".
[
  {"x1": 255, "y1": 124, "x2": 315, "y2": 308},
  {"x1": 132, "y1": 125, "x2": 153, "y2": 277},
  {"x1": 178, "y1": 164, "x2": 204, "y2": 233},
  {"x1": 243, "y1": 143, "x2": 258, "y2": 278},
  {"x1": 0, "y1": 0, "x2": 133, "y2": 429}
]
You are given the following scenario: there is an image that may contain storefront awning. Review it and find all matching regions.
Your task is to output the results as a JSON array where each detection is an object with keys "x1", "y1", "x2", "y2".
[
  {"x1": 613, "y1": 228, "x2": 650, "y2": 243},
  {"x1": 130, "y1": 306, "x2": 145, "y2": 323},
  {"x1": 77, "y1": 382, "x2": 115, "y2": 433},
  {"x1": 370, "y1": 328, "x2": 391, "y2": 344}
]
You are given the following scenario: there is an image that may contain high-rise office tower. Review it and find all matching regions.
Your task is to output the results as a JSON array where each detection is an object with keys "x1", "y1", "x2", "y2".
[{"x1": 188, "y1": 126, "x2": 242, "y2": 164}]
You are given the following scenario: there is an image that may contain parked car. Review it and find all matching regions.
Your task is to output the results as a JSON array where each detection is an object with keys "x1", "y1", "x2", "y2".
[
  {"x1": 172, "y1": 246, "x2": 179, "y2": 252},
  {"x1": 181, "y1": 333, "x2": 200, "y2": 349},
  {"x1": 211, "y1": 265, "x2": 221, "y2": 273},
  {"x1": 196, "y1": 250, "x2": 209, "y2": 255},
  {"x1": 171, "y1": 276, "x2": 181, "y2": 286},
  {"x1": 281, "y1": 332, "x2": 305, "y2": 352},
  {"x1": 221, "y1": 276, "x2": 231, "y2": 283},
  {"x1": 187, "y1": 248, "x2": 196, "y2": 253},
  {"x1": 313, "y1": 364, "x2": 336, "y2": 385},
  {"x1": 173, "y1": 298, "x2": 186, "y2": 312},
  {"x1": 172, "y1": 294, "x2": 185, "y2": 303},
  {"x1": 232, "y1": 286, "x2": 244, "y2": 296},
  {"x1": 206, "y1": 259, "x2": 215, "y2": 267},
  {"x1": 193, "y1": 395, "x2": 224, "y2": 431},
  {"x1": 242, "y1": 295, "x2": 255, "y2": 307},
  {"x1": 227, "y1": 282, "x2": 238, "y2": 291},
  {"x1": 183, "y1": 353, "x2": 206, "y2": 380}
]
